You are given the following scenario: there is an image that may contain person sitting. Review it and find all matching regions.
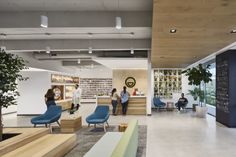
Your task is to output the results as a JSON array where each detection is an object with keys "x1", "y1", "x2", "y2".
[{"x1": 175, "y1": 93, "x2": 188, "y2": 111}]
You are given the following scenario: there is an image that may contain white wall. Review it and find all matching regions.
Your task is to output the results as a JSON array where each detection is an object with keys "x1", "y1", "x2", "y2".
[
  {"x1": 2, "y1": 105, "x2": 17, "y2": 115},
  {"x1": 17, "y1": 71, "x2": 51, "y2": 115},
  {"x1": 75, "y1": 65, "x2": 112, "y2": 78}
]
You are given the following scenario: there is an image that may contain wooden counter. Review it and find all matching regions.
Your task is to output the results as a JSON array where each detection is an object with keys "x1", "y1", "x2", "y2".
[{"x1": 97, "y1": 96, "x2": 146, "y2": 115}]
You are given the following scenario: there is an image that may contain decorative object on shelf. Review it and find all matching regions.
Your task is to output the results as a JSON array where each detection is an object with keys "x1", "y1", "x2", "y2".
[
  {"x1": 0, "y1": 48, "x2": 28, "y2": 141},
  {"x1": 154, "y1": 69, "x2": 182, "y2": 98},
  {"x1": 125, "y1": 77, "x2": 136, "y2": 88},
  {"x1": 52, "y1": 85, "x2": 64, "y2": 101},
  {"x1": 182, "y1": 64, "x2": 212, "y2": 118},
  {"x1": 51, "y1": 74, "x2": 79, "y2": 84}
]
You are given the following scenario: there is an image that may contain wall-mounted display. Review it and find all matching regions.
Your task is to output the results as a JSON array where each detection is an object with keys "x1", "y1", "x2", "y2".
[
  {"x1": 52, "y1": 85, "x2": 64, "y2": 100},
  {"x1": 154, "y1": 69, "x2": 182, "y2": 98},
  {"x1": 51, "y1": 74, "x2": 79, "y2": 84},
  {"x1": 65, "y1": 85, "x2": 75, "y2": 99}
]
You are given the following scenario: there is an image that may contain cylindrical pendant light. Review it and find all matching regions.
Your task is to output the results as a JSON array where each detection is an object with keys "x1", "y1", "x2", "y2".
[
  {"x1": 41, "y1": 15, "x2": 48, "y2": 28},
  {"x1": 116, "y1": 17, "x2": 122, "y2": 30}
]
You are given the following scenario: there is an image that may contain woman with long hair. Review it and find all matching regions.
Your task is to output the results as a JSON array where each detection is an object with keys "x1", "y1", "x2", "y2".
[
  {"x1": 111, "y1": 88, "x2": 119, "y2": 115},
  {"x1": 44, "y1": 89, "x2": 56, "y2": 109}
]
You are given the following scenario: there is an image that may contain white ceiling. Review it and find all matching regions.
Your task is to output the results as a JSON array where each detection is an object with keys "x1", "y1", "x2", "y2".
[
  {"x1": 0, "y1": 27, "x2": 151, "y2": 40},
  {"x1": 0, "y1": 0, "x2": 152, "y2": 11},
  {"x1": 94, "y1": 58, "x2": 147, "y2": 69}
]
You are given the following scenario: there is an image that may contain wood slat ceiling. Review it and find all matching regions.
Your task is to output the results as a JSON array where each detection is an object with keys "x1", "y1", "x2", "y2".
[{"x1": 151, "y1": 0, "x2": 236, "y2": 68}]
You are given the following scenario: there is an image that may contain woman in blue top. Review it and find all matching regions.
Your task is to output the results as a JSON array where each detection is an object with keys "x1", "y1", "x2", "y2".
[{"x1": 120, "y1": 86, "x2": 130, "y2": 115}]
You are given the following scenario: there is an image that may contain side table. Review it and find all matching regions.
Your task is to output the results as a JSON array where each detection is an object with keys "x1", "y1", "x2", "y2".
[
  {"x1": 61, "y1": 116, "x2": 82, "y2": 133},
  {"x1": 118, "y1": 123, "x2": 128, "y2": 132},
  {"x1": 166, "y1": 102, "x2": 174, "y2": 111}
]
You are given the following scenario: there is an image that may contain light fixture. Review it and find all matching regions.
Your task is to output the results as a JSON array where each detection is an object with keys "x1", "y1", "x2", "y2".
[
  {"x1": 41, "y1": 15, "x2": 48, "y2": 28},
  {"x1": 46, "y1": 46, "x2": 50, "y2": 54},
  {"x1": 88, "y1": 33, "x2": 93, "y2": 37},
  {"x1": 115, "y1": 17, "x2": 122, "y2": 30},
  {"x1": 130, "y1": 48, "x2": 134, "y2": 54},
  {"x1": 0, "y1": 33, "x2": 7, "y2": 38},
  {"x1": 88, "y1": 47, "x2": 93, "y2": 54},
  {"x1": 130, "y1": 32, "x2": 135, "y2": 36},
  {"x1": 170, "y1": 29, "x2": 177, "y2": 33},
  {"x1": 77, "y1": 59, "x2": 81, "y2": 64},
  {"x1": 230, "y1": 29, "x2": 236, "y2": 33}
]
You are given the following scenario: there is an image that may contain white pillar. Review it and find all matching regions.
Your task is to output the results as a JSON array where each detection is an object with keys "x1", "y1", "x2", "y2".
[{"x1": 146, "y1": 50, "x2": 152, "y2": 115}]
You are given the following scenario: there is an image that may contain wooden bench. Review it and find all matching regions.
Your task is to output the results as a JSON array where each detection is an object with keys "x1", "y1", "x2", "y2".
[{"x1": 2, "y1": 134, "x2": 76, "y2": 157}]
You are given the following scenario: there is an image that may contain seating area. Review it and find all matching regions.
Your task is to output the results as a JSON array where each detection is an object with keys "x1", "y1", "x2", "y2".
[{"x1": 84, "y1": 120, "x2": 138, "y2": 157}]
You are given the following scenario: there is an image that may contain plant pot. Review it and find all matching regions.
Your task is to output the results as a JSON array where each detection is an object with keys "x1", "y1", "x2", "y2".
[
  {"x1": 192, "y1": 104, "x2": 198, "y2": 112},
  {"x1": 196, "y1": 106, "x2": 208, "y2": 118}
]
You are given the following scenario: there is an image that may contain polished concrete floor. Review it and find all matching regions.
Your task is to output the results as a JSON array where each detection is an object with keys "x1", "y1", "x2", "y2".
[{"x1": 3, "y1": 104, "x2": 236, "y2": 157}]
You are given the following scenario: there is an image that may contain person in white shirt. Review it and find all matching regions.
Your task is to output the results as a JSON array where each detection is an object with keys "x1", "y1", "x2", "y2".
[
  {"x1": 111, "y1": 88, "x2": 119, "y2": 115},
  {"x1": 71, "y1": 84, "x2": 82, "y2": 111}
]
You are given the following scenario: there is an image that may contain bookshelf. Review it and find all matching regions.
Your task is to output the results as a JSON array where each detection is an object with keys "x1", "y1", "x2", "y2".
[{"x1": 154, "y1": 69, "x2": 182, "y2": 98}]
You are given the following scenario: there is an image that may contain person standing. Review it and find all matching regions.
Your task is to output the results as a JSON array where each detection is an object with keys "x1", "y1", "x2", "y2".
[
  {"x1": 120, "y1": 86, "x2": 130, "y2": 115},
  {"x1": 71, "y1": 84, "x2": 82, "y2": 111},
  {"x1": 44, "y1": 89, "x2": 56, "y2": 109},
  {"x1": 111, "y1": 88, "x2": 119, "y2": 115}
]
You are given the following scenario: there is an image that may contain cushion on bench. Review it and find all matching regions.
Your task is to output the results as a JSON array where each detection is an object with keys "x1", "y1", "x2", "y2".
[{"x1": 84, "y1": 132, "x2": 123, "y2": 157}]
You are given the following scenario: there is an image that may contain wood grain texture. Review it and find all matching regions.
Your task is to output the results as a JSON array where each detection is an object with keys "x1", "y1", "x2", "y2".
[
  {"x1": 61, "y1": 116, "x2": 82, "y2": 133},
  {"x1": 2, "y1": 134, "x2": 76, "y2": 157},
  {"x1": 56, "y1": 99, "x2": 72, "y2": 110},
  {"x1": 151, "y1": 0, "x2": 236, "y2": 68},
  {"x1": 0, "y1": 128, "x2": 50, "y2": 156},
  {"x1": 98, "y1": 97, "x2": 146, "y2": 115}
]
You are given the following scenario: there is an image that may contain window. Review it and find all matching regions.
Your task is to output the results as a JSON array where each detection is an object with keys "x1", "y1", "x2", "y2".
[{"x1": 205, "y1": 63, "x2": 216, "y2": 106}]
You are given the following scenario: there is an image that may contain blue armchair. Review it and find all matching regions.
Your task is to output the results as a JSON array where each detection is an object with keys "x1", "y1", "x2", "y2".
[
  {"x1": 86, "y1": 105, "x2": 110, "y2": 132},
  {"x1": 31, "y1": 105, "x2": 62, "y2": 132},
  {"x1": 153, "y1": 96, "x2": 166, "y2": 109}
]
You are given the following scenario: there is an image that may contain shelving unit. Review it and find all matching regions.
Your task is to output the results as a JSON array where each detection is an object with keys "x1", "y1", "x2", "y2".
[{"x1": 154, "y1": 69, "x2": 182, "y2": 98}]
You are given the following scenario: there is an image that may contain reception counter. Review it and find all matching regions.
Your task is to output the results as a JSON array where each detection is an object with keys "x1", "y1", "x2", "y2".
[{"x1": 96, "y1": 96, "x2": 146, "y2": 115}]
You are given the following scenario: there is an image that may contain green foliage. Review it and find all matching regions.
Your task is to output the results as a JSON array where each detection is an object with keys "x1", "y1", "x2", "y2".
[
  {"x1": 182, "y1": 64, "x2": 212, "y2": 86},
  {"x1": 0, "y1": 49, "x2": 28, "y2": 108},
  {"x1": 188, "y1": 87, "x2": 205, "y2": 102}
]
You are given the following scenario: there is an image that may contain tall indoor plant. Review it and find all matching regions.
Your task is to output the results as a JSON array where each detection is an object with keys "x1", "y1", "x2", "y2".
[
  {"x1": 0, "y1": 48, "x2": 27, "y2": 141},
  {"x1": 182, "y1": 64, "x2": 212, "y2": 117}
]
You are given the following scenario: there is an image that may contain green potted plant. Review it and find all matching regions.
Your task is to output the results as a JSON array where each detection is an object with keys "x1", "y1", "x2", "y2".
[
  {"x1": 0, "y1": 48, "x2": 27, "y2": 141},
  {"x1": 182, "y1": 64, "x2": 212, "y2": 117},
  {"x1": 188, "y1": 87, "x2": 204, "y2": 111}
]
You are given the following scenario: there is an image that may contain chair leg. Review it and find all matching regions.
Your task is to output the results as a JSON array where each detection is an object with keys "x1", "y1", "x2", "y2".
[
  {"x1": 103, "y1": 123, "x2": 106, "y2": 132},
  {"x1": 94, "y1": 124, "x2": 96, "y2": 128},
  {"x1": 88, "y1": 124, "x2": 90, "y2": 127},
  {"x1": 45, "y1": 124, "x2": 48, "y2": 128},
  {"x1": 49, "y1": 124, "x2": 52, "y2": 133},
  {"x1": 34, "y1": 124, "x2": 36, "y2": 128},
  {"x1": 106, "y1": 121, "x2": 109, "y2": 127},
  {"x1": 57, "y1": 121, "x2": 61, "y2": 127}
]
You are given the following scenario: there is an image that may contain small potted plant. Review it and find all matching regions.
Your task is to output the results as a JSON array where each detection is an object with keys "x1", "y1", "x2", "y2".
[{"x1": 182, "y1": 64, "x2": 212, "y2": 118}]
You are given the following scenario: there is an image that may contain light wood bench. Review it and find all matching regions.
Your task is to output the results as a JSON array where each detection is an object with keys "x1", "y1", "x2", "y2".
[{"x1": 2, "y1": 134, "x2": 76, "y2": 157}]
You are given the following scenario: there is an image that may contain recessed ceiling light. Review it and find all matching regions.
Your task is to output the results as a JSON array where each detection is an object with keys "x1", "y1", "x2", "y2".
[
  {"x1": 77, "y1": 59, "x2": 80, "y2": 64},
  {"x1": 130, "y1": 32, "x2": 135, "y2": 36},
  {"x1": 230, "y1": 29, "x2": 236, "y2": 33},
  {"x1": 170, "y1": 29, "x2": 177, "y2": 33}
]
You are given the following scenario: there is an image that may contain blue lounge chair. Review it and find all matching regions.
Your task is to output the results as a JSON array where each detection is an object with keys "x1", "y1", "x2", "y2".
[
  {"x1": 153, "y1": 96, "x2": 166, "y2": 109},
  {"x1": 31, "y1": 105, "x2": 62, "y2": 132},
  {"x1": 86, "y1": 105, "x2": 110, "y2": 132}
]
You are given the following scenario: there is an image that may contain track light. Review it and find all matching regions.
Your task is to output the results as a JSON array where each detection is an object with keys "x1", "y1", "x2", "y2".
[
  {"x1": 46, "y1": 46, "x2": 50, "y2": 54},
  {"x1": 41, "y1": 15, "x2": 48, "y2": 28},
  {"x1": 130, "y1": 48, "x2": 134, "y2": 54},
  {"x1": 115, "y1": 17, "x2": 122, "y2": 30},
  {"x1": 88, "y1": 47, "x2": 92, "y2": 54},
  {"x1": 77, "y1": 59, "x2": 81, "y2": 64}
]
